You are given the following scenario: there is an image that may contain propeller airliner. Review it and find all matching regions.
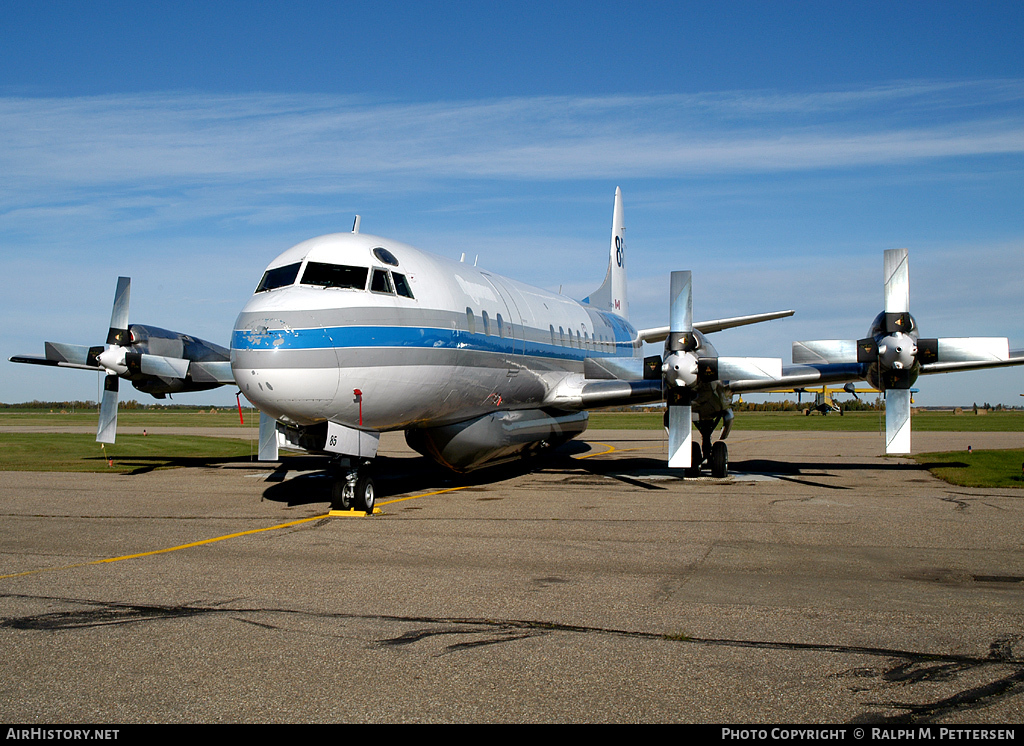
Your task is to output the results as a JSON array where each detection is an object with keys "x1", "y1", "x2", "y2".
[{"x1": 12, "y1": 188, "x2": 1024, "y2": 512}]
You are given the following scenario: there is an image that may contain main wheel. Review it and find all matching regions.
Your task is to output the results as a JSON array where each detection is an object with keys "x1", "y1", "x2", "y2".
[
  {"x1": 686, "y1": 442, "x2": 702, "y2": 478},
  {"x1": 354, "y1": 475, "x2": 375, "y2": 514},
  {"x1": 710, "y1": 441, "x2": 728, "y2": 479}
]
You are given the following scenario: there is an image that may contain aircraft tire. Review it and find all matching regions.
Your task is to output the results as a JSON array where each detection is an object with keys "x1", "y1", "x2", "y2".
[
  {"x1": 331, "y1": 478, "x2": 353, "y2": 511},
  {"x1": 686, "y1": 443, "x2": 702, "y2": 478},
  {"x1": 711, "y1": 441, "x2": 728, "y2": 479},
  {"x1": 354, "y1": 475, "x2": 375, "y2": 514}
]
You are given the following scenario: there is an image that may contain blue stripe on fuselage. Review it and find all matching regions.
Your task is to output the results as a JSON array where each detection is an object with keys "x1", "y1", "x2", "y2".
[{"x1": 231, "y1": 323, "x2": 637, "y2": 361}]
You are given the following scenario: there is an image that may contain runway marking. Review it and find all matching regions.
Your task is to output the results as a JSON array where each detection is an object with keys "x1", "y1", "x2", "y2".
[
  {"x1": 573, "y1": 442, "x2": 621, "y2": 460},
  {"x1": 378, "y1": 485, "x2": 471, "y2": 505},
  {"x1": 0, "y1": 515, "x2": 328, "y2": 580},
  {"x1": 0, "y1": 486, "x2": 475, "y2": 581}
]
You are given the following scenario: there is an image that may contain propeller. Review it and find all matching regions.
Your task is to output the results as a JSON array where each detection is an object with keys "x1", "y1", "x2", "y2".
[
  {"x1": 10, "y1": 277, "x2": 235, "y2": 444},
  {"x1": 664, "y1": 271, "x2": 697, "y2": 468},
  {"x1": 662, "y1": 271, "x2": 783, "y2": 474},
  {"x1": 793, "y1": 248, "x2": 1014, "y2": 454},
  {"x1": 92, "y1": 277, "x2": 132, "y2": 443}
]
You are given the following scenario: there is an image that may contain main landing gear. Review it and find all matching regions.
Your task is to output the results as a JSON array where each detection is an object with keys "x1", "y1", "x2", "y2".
[
  {"x1": 330, "y1": 458, "x2": 376, "y2": 514},
  {"x1": 687, "y1": 419, "x2": 729, "y2": 479}
]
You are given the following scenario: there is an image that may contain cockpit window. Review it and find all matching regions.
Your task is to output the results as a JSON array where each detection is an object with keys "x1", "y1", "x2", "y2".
[
  {"x1": 392, "y1": 272, "x2": 414, "y2": 299},
  {"x1": 372, "y1": 247, "x2": 399, "y2": 266},
  {"x1": 300, "y1": 262, "x2": 368, "y2": 290},
  {"x1": 255, "y1": 262, "x2": 301, "y2": 293},
  {"x1": 370, "y1": 268, "x2": 394, "y2": 294}
]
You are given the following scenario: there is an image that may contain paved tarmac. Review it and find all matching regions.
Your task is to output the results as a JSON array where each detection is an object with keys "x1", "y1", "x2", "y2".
[{"x1": 1, "y1": 429, "x2": 1022, "y2": 723}]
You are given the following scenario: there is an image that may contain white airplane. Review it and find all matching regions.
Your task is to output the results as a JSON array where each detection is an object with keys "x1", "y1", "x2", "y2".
[{"x1": 12, "y1": 189, "x2": 1024, "y2": 513}]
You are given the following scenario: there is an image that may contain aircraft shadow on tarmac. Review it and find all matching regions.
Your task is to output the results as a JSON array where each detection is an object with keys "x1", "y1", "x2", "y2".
[
  {"x1": 257, "y1": 440, "x2": 938, "y2": 506},
  {"x1": 84, "y1": 454, "x2": 258, "y2": 476}
]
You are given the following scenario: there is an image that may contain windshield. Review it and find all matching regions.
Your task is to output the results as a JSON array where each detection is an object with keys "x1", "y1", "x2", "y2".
[
  {"x1": 255, "y1": 262, "x2": 301, "y2": 293},
  {"x1": 300, "y1": 262, "x2": 368, "y2": 290}
]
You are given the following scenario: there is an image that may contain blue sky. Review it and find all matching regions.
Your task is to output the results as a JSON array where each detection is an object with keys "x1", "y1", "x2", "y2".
[{"x1": 2, "y1": 1, "x2": 1023, "y2": 407}]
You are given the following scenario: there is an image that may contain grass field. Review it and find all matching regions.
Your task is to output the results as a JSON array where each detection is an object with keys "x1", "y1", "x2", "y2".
[
  {"x1": 588, "y1": 409, "x2": 1024, "y2": 432},
  {"x1": 911, "y1": 449, "x2": 1024, "y2": 489},
  {"x1": 3, "y1": 408, "x2": 1022, "y2": 432},
  {"x1": 0, "y1": 433, "x2": 257, "y2": 474},
  {"x1": 2, "y1": 408, "x2": 1021, "y2": 485},
  {"x1": 0, "y1": 408, "x2": 251, "y2": 429}
]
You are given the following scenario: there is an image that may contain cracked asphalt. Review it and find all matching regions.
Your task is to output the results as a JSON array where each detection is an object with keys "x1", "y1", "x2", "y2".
[{"x1": 1, "y1": 429, "x2": 1022, "y2": 723}]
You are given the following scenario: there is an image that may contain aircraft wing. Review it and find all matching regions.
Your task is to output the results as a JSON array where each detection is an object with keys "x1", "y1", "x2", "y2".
[
  {"x1": 8, "y1": 353, "x2": 101, "y2": 372},
  {"x1": 727, "y1": 363, "x2": 866, "y2": 393},
  {"x1": 638, "y1": 309, "x2": 794, "y2": 344}
]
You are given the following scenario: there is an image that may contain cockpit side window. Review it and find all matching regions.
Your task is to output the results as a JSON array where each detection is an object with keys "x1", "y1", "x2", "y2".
[
  {"x1": 370, "y1": 268, "x2": 395, "y2": 294},
  {"x1": 300, "y1": 262, "x2": 368, "y2": 290},
  {"x1": 255, "y1": 262, "x2": 301, "y2": 293},
  {"x1": 392, "y1": 272, "x2": 415, "y2": 299}
]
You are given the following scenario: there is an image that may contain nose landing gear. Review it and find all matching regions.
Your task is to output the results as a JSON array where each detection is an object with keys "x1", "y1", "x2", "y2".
[{"x1": 330, "y1": 458, "x2": 376, "y2": 514}]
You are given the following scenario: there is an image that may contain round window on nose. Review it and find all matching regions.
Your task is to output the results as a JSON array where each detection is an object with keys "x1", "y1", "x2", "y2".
[{"x1": 372, "y1": 247, "x2": 399, "y2": 266}]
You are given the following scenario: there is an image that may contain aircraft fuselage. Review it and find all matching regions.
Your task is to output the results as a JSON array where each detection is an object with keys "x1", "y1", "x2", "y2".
[{"x1": 230, "y1": 232, "x2": 641, "y2": 434}]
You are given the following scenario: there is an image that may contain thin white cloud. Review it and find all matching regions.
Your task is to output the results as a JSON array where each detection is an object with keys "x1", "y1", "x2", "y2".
[{"x1": 2, "y1": 81, "x2": 1022, "y2": 191}]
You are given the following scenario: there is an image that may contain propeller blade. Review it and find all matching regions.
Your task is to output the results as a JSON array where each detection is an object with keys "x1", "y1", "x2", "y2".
[
  {"x1": 665, "y1": 271, "x2": 696, "y2": 470},
  {"x1": 792, "y1": 339, "x2": 860, "y2": 365},
  {"x1": 669, "y1": 271, "x2": 692, "y2": 336},
  {"x1": 96, "y1": 374, "x2": 119, "y2": 444},
  {"x1": 44, "y1": 342, "x2": 95, "y2": 366},
  {"x1": 667, "y1": 401, "x2": 692, "y2": 468},
  {"x1": 106, "y1": 277, "x2": 131, "y2": 346},
  {"x1": 125, "y1": 352, "x2": 191, "y2": 379},
  {"x1": 711, "y1": 357, "x2": 783, "y2": 382},
  {"x1": 883, "y1": 248, "x2": 909, "y2": 315},
  {"x1": 928, "y1": 337, "x2": 1010, "y2": 364},
  {"x1": 258, "y1": 411, "x2": 280, "y2": 461},
  {"x1": 885, "y1": 388, "x2": 912, "y2": 454}
]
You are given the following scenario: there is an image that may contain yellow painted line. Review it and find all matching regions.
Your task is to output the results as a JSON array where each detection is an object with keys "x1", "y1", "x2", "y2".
[
  {"x1": 0, "y1": 514, "x2": 329, "y2": 580},
  {"x1": 572, "y1": 441, "x2": 644, "y2": 460},
  {"x1": 1, "y1": 485, "x2": 471, "y2": 581},
  {"x1": 573, "y1": 441, "x2": 616, "y2": 460},
  {"x1": 377, "y1": 485, "x2": 471, "y2": 505}
]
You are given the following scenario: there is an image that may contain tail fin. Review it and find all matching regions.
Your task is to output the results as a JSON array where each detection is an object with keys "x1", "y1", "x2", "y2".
[{"x1": 582, "y1": 186, "x2": 629, "y2": 320}]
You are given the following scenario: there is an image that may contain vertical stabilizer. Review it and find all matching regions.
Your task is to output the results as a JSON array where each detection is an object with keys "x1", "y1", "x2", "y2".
[{"x1": 583, "y1": 186, "x2": 629, "y2": 320}]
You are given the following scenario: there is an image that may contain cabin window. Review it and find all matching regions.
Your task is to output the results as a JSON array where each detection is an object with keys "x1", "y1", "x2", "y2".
[
  {"x1": 372, "y1": 247, "x2": 400, "y2": 266},
  {"x1": 392, "y1": 272, "x2": 414, "y2": 298},
  {"x1": 559, "y1": 326, "x2": 565, "y2": 346},
  {"x1": 496, "y1": 313, "x2": 504, "y2": 338},
  {"x1": 255, "y1": 262, "x2": 301, "y2": 293},
  {"x1": 466, "y1": 308, "x2": 476, "y2": 334},
  {"x1": 549, "y1": 325, "x2": 555, "y2": 346},
  {"x1": 300, "y1": 262, "x2": 368, "y2": 290},
  {"x1": 482, "y1": 311, "x2": 490, "y2": 336},
  {"x1": 370, "y1": 268, "x2": 394, "y2": 294}
]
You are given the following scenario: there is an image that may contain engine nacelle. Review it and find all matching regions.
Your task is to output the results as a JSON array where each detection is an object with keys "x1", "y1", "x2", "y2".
[{"x1": 405, "y1": 409, "x2": 589, "y2": 472}]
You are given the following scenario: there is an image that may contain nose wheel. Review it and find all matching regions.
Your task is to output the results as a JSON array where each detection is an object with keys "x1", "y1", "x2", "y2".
[{"x1": 330, "y1": 459, "x2": 376, "y2": 514}]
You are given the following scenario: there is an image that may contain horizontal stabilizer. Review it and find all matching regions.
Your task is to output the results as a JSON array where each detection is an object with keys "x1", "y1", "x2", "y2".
[{"x1": 639, "y1": 309, "x2": 794, "y2": 343}]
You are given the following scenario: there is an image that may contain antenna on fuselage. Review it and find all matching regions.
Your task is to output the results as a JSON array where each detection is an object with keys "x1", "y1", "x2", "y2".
[{"x1": 351, "y1": 215, "x2": 361, "y2": 234}]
